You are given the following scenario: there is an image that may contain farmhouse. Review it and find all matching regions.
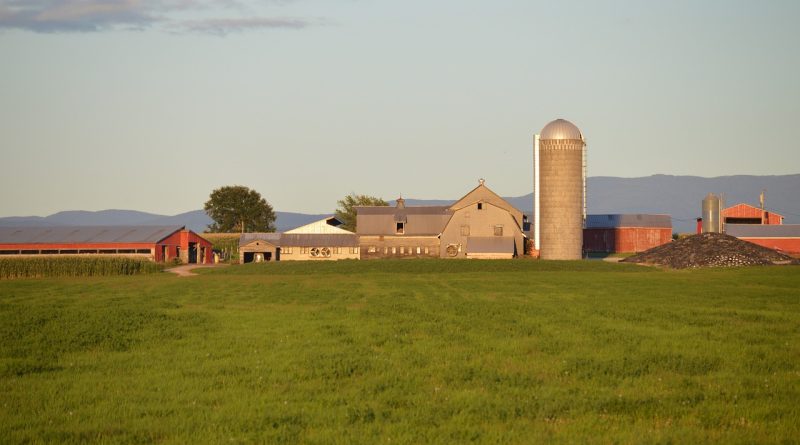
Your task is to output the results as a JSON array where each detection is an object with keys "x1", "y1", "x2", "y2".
[
  {"x1": 357, "y1": 180, "x2": 526, "y2": 259},
  {"x1": 0, "y1": 226, "x2": 212, "y2": 263},
  {"x1": 583, "y1": 214, "x2": 672, "y2": 254},
  {"x1": 238, "y1": 217, "x2": 359, "y2": 262}
]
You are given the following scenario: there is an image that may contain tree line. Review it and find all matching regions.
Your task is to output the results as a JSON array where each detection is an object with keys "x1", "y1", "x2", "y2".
[{"x1": 204, "y1": 185, "x2": 387, "y2": 233}]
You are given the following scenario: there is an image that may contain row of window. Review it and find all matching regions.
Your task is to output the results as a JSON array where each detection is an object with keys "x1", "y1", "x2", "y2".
[
  {"x1": 366, "y1": 246, "x2": 431, "y2": 255},
  {"x1": 460, "y1": 225, "x2": 504, "y2": 236},
  {"x1": 395, "y1": 222, "x2": 504, "y2": 237},
  {"x1": 0, "y1": 249, "x2": 152, "y2": 255},
  {"x1": 283, "y1": 247, "x2": 359, "y2": 255}
]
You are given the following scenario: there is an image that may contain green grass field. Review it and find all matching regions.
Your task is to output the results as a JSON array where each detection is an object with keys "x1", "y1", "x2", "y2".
[{"x1": 1, "y1": 260, "x2": 799, "y2": 444}]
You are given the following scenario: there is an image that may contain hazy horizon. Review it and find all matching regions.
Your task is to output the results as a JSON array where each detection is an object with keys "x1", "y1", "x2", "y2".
[{"x1": 2, "y1": 1, "x2": 799, "y2": 216}]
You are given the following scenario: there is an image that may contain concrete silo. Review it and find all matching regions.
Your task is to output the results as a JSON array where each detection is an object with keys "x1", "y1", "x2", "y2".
[{"x1": 533, "y1": 118, "x2": 586, "y2": 260}]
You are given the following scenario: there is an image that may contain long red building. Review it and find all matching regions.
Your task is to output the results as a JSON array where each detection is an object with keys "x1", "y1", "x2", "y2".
[
  {"x1": 725, "y1": 224, "x2": 800, "y2": 255},
  {"x1": 0, "y1": 226, "x2": 212, "y2": 263},
  {"x1": 583, "y1": 214, "x2": 672, "y2": 254}
]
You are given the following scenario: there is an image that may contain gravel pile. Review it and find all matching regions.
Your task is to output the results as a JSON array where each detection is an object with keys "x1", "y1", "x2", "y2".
[{"x1": 621, "y1": 232, "x2": 797, "y2": 269}]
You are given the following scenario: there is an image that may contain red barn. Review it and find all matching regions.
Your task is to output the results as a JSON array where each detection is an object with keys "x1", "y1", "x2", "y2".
[
  {"x1": 0, "y1": 226, "x2": 212, "y2": 264},
  {"x1": 722, "y1": 203, "x2": 783, "y2": 225},
  {"x1": 725, "y1": 224, "x2": 800, "y2": 255},
  {"x1": 583, "y1": 214, "x2": 672, "y2": 254}
]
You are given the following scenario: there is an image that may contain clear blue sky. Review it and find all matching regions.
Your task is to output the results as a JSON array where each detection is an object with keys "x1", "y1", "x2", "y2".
[{"x1": 1, "y1": 0, "x2": 798, "y2": 216}]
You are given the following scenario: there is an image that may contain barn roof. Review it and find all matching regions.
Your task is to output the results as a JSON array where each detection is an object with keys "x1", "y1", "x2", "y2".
[
  {"x1": 586, "y1": 214, "x2": 672, "y2": 229},
  {"x1": 356, "y1": 206, "x2": 452, "y2": 236},
  {"x1": 239, "y1": 232, "x2": 359, "y2": 247},
  {"x1": 0, "y1": 226, "x2": 184, "y2": 244},
  {"x1": 356, "y1": 206, "x2": 451, "y2": 215},
  {"x1": 726, "y1": 224, "x2": 800, "y2": 238},
  {"x1": 240, "y1": 233, "x2": 282, "y2": 246}
]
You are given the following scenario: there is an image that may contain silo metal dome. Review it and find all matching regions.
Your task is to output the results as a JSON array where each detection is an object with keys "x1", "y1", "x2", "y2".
[
  {"x1": 540, "y1": 119, "x2": 583, "y2": 141},
  {"x1": 533, "y1": 118, "x2": 586, "y2": 260}
]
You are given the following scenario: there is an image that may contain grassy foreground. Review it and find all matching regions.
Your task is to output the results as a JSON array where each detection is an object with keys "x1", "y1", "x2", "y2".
[{"x1": 1, "y1": 260, "x2": 798, "y2": 444}]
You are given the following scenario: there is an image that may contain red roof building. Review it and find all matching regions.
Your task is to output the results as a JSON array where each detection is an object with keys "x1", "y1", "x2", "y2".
[
  {"x1": 583, "y1": 214, "x2": 672, "y2": 254},
  {"x1": 722, "y1": 203, "x2": 783, "y2": 225},
  {"x1": 726, "y1": 224, "x2": 800, "y2": 255},
  {"x1": 0, "y1": 226, "x2": 212, "y2": 264}
]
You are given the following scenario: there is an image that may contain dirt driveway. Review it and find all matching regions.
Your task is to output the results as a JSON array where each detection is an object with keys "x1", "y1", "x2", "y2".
[{"x1": 165, "y1": 264, "x2": 228, "y2": 277}]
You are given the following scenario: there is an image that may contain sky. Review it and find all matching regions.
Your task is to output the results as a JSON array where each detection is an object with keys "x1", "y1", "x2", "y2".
[{"x1": 1, "y1": 0, "x2": 798, "y2": 217}]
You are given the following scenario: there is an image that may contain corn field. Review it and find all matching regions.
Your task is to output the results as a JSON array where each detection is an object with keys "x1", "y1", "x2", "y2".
[
  {"x1": 202, "y1": 233, "x2": 241, "y2": 262},
  {"x1": 0, "y1": 257, "x2": 164, "y2": 279}
]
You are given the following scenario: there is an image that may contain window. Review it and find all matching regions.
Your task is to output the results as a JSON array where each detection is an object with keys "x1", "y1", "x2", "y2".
[
  {"x1": 494, "y1": 225, "x2": 504, "y2": 236},
  {"x1": 424, "y1": 247, "x2": 429, "y2": 254},
  {"x1": 391, "y1": 247, "x2": 396, "y2": 254},
  {"x1": 396, "y1": 222, "x2": 405, "y2": 234},
  {"x1": 368, "y1": 246, "x2": 376, "y2": 253},
  {"x1": 283, "y1": 247, "x2": 293, "y2": 254},
  {"x1": 477, "y1": 203, "x2": 483, "y2": 210},
  {"x1": 384, "y1": 247, "x2": 388, "y2": 254},
  {"x1": 301, "y1": 247, "x2": 309, "y2": 254},
  {"x1": 333, "y1": 247, "x2": 341, "y2": 254},
  {"x1": 350, "y1": 247, "x2": 359, "y2": 254},
  {"x1": 461, "y1": 225, "x2": 470, "y2": 236},
  {"x1": 400, "y1": 247, "x2": 405, "y2": 254},
  {"x1": 416, "y1": 247, "x2": 421, "y2": 254}
]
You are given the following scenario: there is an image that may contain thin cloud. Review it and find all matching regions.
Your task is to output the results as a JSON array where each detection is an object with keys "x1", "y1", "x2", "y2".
[
  {"x1": 180, "y1": 17, "x2": 311, "y2": 35},
  {"x1": 0, "y1": 0, "x2": 316, "y2": 34},
  {"x1": 0, "y1": 0, "x2": 158, "y2": 32}
]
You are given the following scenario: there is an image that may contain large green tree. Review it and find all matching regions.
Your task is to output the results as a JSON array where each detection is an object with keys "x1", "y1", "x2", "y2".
[
  {"x1": 204, "y1": 186, "x2": 276, "y2": 233},
  {"x1": 335, "y1": 194, "x2": 388, "y2": 232}
]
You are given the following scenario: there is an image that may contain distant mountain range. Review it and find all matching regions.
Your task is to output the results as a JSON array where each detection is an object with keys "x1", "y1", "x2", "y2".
[{"x1": 1, "y1": 175, "x2": 798, "y2": 234}]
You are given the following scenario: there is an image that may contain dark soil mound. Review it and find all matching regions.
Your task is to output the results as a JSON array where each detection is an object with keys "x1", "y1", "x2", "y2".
[{"x1": 622, "y1": 232, "x2": 797, "y2": 269}]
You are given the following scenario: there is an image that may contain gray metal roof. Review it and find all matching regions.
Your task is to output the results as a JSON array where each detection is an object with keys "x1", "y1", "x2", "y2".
[
  {"x1": 725, "y1": 224, "x2": 800, "y2": 238},
  {"x1": 356, "y1": 206, "x2": 452, "y2": 236},
  {"x1": 540, "y1": 118, "x2": 583, "y2": 141},
  {"x1": 0, "y1": 226, "x2": 184, "y2": 244},
  {"x1": 466, "y1": 236, "x2": 515, "y2": 254},
  {"x1": 279, "y1": 233, "x2": 359, "y2": 247},
  {"x1": 586, "y1": 214, "x2": 672, "y2": 229},
  {"x1": 355, "y1": 206, "x2": 452, "y2": 215},
  {"x1": 240, "y1": 232, "x2": 359, "y2": 247},
  {"x1": 240, "y1": 233, "x2": 282, "y2": 246}
]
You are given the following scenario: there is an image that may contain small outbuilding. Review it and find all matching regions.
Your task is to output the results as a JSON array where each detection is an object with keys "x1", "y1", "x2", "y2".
[
  {"x1": 0, "y1": 226, "x2": 212, "y2": 263},
  {"x1": 238, "y1": 219, "x2": 360, "y2": 263},
  {"x1": 583, "y1": 214, "x2": 672, "y2": 254}
]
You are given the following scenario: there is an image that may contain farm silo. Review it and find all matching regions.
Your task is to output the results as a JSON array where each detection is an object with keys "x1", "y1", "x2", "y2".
[
  {"x1": 701, "y1": 193, "x2": 723, "y2": 233},
  {"x1": 533, "y1": 119, "x2": 586, "y2": 260}
]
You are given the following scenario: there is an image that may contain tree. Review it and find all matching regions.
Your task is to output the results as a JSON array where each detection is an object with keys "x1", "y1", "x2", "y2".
[
  {"x1": 335, "y1": 194, "x2": 388, "y2": 232},
  {"x1": 204, "y1": 186, "x2": 276, "y2": 233}
]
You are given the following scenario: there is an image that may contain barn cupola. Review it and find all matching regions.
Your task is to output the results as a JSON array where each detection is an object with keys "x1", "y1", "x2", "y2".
[{"x1": 396, "y1": 196, "x2": 406, "y2": 209}]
